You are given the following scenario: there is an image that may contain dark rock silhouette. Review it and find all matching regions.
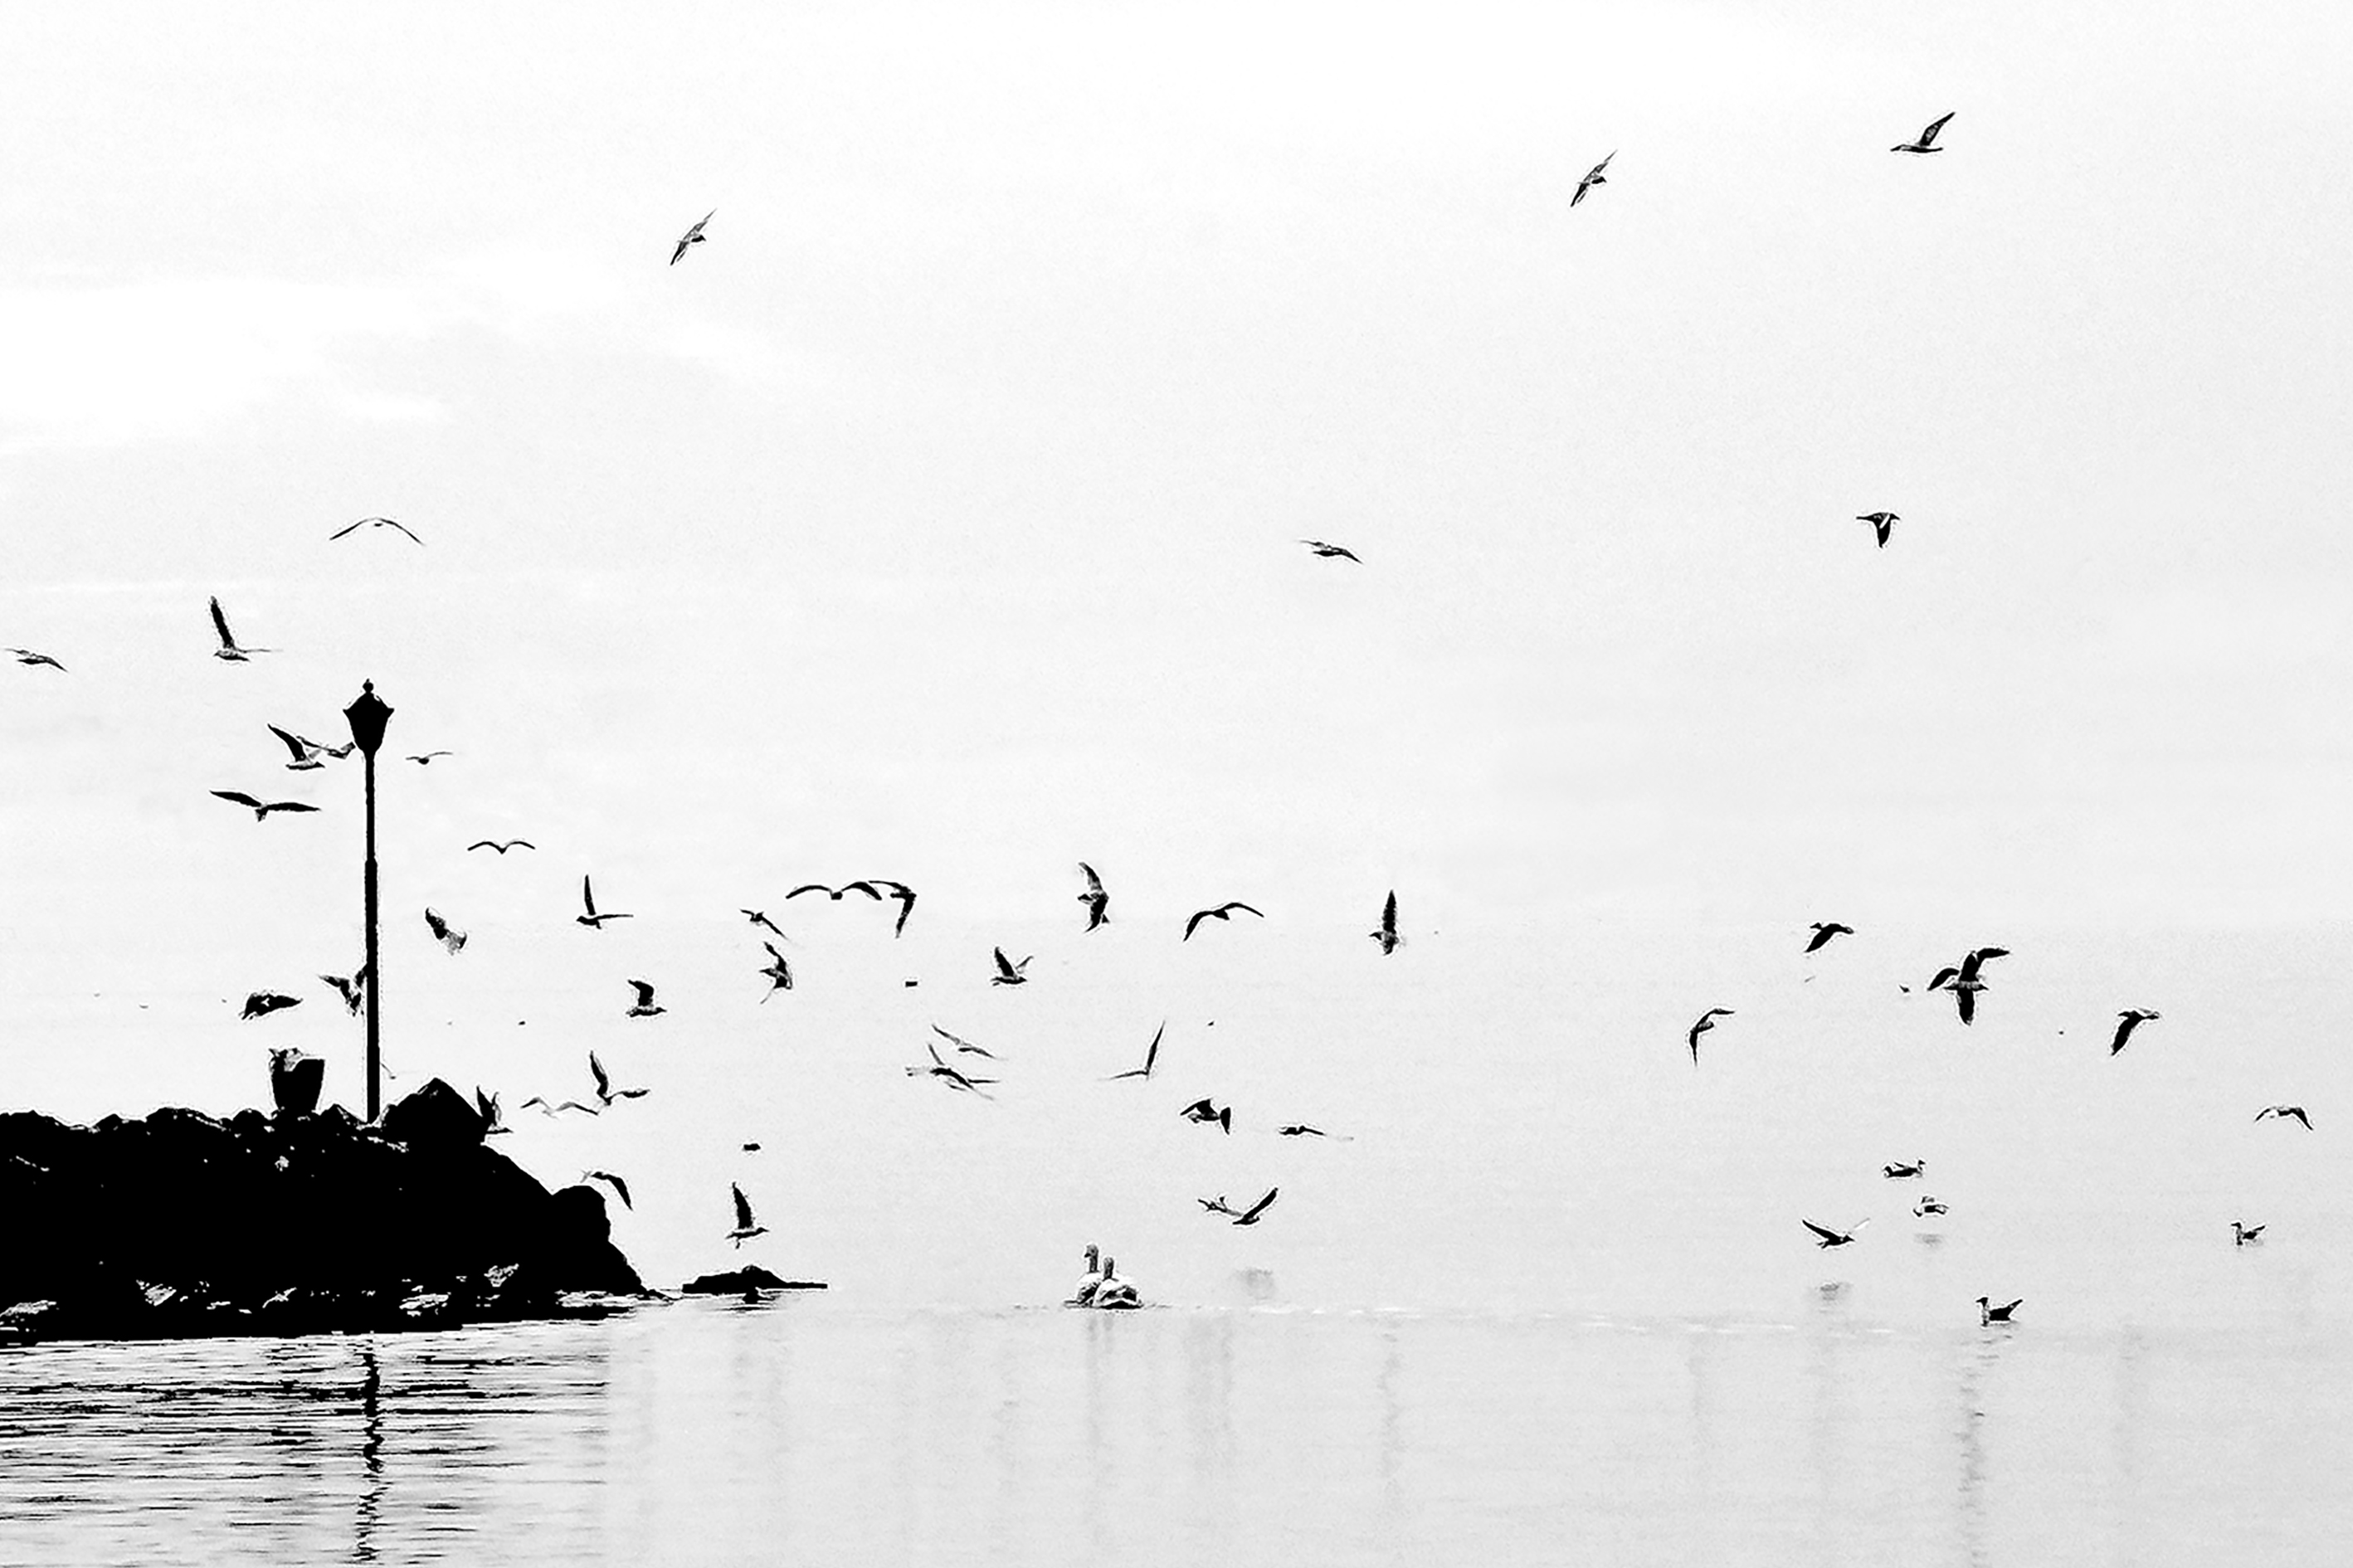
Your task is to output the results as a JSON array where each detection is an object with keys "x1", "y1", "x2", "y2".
[
  {"x1": 681, "y1": 1264, "x2": 827, "y2": 1294},
  {"x1": 0, "y1": 1079, "x2": 644, "y2": 1342}
]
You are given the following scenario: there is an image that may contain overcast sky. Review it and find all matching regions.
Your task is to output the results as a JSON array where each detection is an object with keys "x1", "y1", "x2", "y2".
[{"x1": 6, "y1": 0, "x2": 2350, "y2": 1011}]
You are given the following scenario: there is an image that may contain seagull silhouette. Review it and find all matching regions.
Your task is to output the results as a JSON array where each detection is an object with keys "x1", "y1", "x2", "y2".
[
  {"x1": 208, "y1": 597, "x2": 273, "y2": 661},
  {"x1": 582, "y1": 1170, "x2": 633, "y2": 1210},
  {"x1": 1857, "y1": 513, "x2": 1898, "y2": 548},
  {"x1": 2233, "y1": 1220, "x2": 2266, "y2": 1246},
  {"x1": 1300, "y1": 539, "x2": 1362, "y2": 562},
  {"x1": 1975, "y1": 1296, "x2": 2022, "y2": 1325},
  {"x1": 241, "y1": 991, "x2": 302, "y2": 1020},
  {"x1": 1571, "y1": 149, "x2": 1615, "y2": 206},
  {"x1": 475, "y1": 1088, "x2": 510, "y2": 1136},
  {"x1": 6, "y1": 647, "x2": 66, "y2": 671},
  {"x1": 520, "y1": 1095, "x2": 600, "y2": 1118},
  {"x1": 740, "y1": 908, "x2": 786, "y2": 938},
  {"x1": 1230, "y1": 1188, "x2": 1280, "y2": 1227},
  {"x1": 320, "y1": 967, "x2": 369, "y2": 1014},
  {"x1": 787, "y1": 881, "x2": 884, "y2": 903},
  {"x1": 1369, "y1": 890, "x2": 1401, "y2": 955},
  {"x1": 329, "y1": 516, "x2": 423, "y2": 545},
  {"x1": 757, "y1": 941, "x2": 794, "y2": 1000},
  {"x1": 1914, "y1": 1195, "x2": 1950, "y2": 1217},
  {"x1": 1805, "y1": 922, "x2": 1854, "y2": 953},
  {"x1": 1802, "y1": 1218, "x2": 1868, "y2": 1249},
  {"x1": 863, "y1": 879, "x2": 918, "y2": 937},
  {"x1": 989, "y1": 947, "x2": 1031, "y2": 986},
  {"x1": 909, "y1": 1042, "x2": 996, "y2": 1096},
  {"x1": 1181, "y1": 1098, "x2": 1233, "y2": 1134},
  {"x1": 727, "y1": 1182, "x2": 768, "y2": 1247},
  {"x1": 577, "y1": 875, "x2": 634, "y2": 928},
  {"x1": 1078, "y1": 863, "x2": 1110, "y2": 931},
  {"x1": 405, "y1": 751, "x2": 452, "y2": 765},
  {"x1": 1183, "y1": 901, "x2": 1264, "y2": 941},
  {"x1": 624, "y1": 979, "x2": 665, "y2": 1018},
  {"x1": 1108, "y1": 1021, "x2": 1165, "y2": 1081},
  {"x1": 1688, "y1": 1007, "x2": 1734, "y2": 1064},
  {"x1": 1893, "y1": 112, "x2": 1955, "y2": 153},
  {"x1": 2110, "y1": 1009, "x2": 2159, "y2": 1054},
  {"x1": 671, "y1": 209, "x2": 716, "y2": 266},
  {"x1": 468, "y1": 839, "x2": 537, "y2": 855},
  {"x1": 424, "y1": 908, "x2": 467, "y2": 954},
  {"x1": 267, "y1": 725, "x2": 350, "y2": 770},
  {"x1": 930, "y1": 1023, "x2": 998, "y2": 1060},
  {"x1": 211, "y1": 790, "x2": 319, "y2": 821},
  {"x1": 1927, "y1": 947, "x2": 2009, "y2": 1025},
  {"x1": 589, "y1": 1049, "x2": 649, "y2": 1105},
  {"x1": 1883, "y1": 1159, "x2": 1926, "y2": 1179},
  {"x1": 2255, "y1": 1104, "x2": 2314, "y2": 1131}
]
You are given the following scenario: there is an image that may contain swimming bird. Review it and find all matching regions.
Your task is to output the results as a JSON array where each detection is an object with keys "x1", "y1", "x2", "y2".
[
  {"x1": 211, "y1": 790, "x2": 319, "y2": 821},
  {"x1": 329, "y1": 516, "x2": 423, "y2": 544},
  {"x1": 1805, "y1": 922, "x2": 1855, "y2": 952},
  {"x1": 6, "y1": 647, "x2": 66, "y2": 670},
  {"x1": 589, "y1": 1049, "x2": 649, "y2": 1106},
  {"x1": 1975, "y1": 1296, "x2": 2022, "y2": 1326},
  {"x1": 1231, "y1": 1188, "x2": 1280, "y2": 1227},
  {"x1": 863, "y1": 879, "x2": 918, "y2": 937},
  {"x1": 241, "y1": 991, "x2": 302, "y2": 1020},
  {"x1": 406, "y1": 752, "x2": 453, "y2": 765},
  {"x1": 475, "y1": 1088, "x2": 511, "y2": 1136},
  {"x1": 740, "y1": 908, "x2": 785, "y2": 938},
  {"x1": 624, "y1": 979, "x2": 665, "y2": 1018},
  {"x1": 989, "y1": 947, "x2": 1031, "y2": 986},
  {"x1": 582, "y1": 1170, "x2": 633, "y2": 1210},
  {"x1": 1091, "y1": 1255, "x2": 1140, "y2": 1309},
  {"x1": 2234, "y1": 1220, "x2": 2266, "y2": 1246},
  {"x1": 1183, "y1": 901, "x2": 1264, "y2": 941},
  {"x1": 1078, "y1": 863, "x2": 1110, "y2": 931},
  {"x1": 468, "y1": 839, "x2": 537, "y2": 855},
  {"x1": 1181, "y1": 1098, "x2": 1233, "y2": 1134},
  {"x1": 320, "y1": 967, "x2": 368, "y2": 1014},
  {"x1": 671, "y1": 209, "x2": 715, "y2": 266},
  {"x1": 266, "y1": 725, "x2": 349, "y2": 770},
  {"x1": 1070, "y1": 1244, "x2": 1104, "y2": 1307},
  {"x1": 2255, "y1": 1104, "x2": 2314, "y2": 1131},
  {"x1": 930, "y1": 1023, "x2": 998, "y2": 1060},
  {"x1": 1883, "y1": 1160, "x2": 1926, "y2": 1180},
  {"x1": 1802, "y1": 1218, "x2": 1868, "y2": 1249},
  {"x1": 577, "y1": 875, "x2": 634, "y2": 928},
  {"x1": 1300, "y1": 539, "x2": 1362, "y2": 562},
  {"x1": 1688, "y1": 1007, "x2": 1734, "y2": 1065},
  {"x1": 424, "y1": 908, "x2": 467, "y2": 954},
  {"x1": 2110, "y1": 1009, "x2": 2159, "y2": 1054},
  {"x1": 1857, "y1": 513, "x2": 1898, "y2": 548},
  {"x1": 1914, "y1": 1195, "x2": 1949, "y2": 1217},
  {"x1": 1893, "y1": 112, "x2": 1955, "y2": 154},
  {"x1": 1571, "y1": 149, "x2": 1615, "y2": 207},
  {"x1": 208, "y1": 597, "x2": 273, "y2": 660},
  {"x1": 1108, "y1": 1021, "x2": 1165, "y2": 1081},
  {"x1": 1369, "y1": 890, "x2": 1401, "y2": 955},
  {"x1": 727, "y1": 1182, "x2": 768, "y2": 1248},
  {"x1": 757, "y1": 941, "x2": 794, "y2": 1000}
]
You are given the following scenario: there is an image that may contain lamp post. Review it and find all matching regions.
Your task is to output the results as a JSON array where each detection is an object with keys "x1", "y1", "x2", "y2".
[{"x1": 343, "y1": 680, "x2": 393, "y2": 1122}]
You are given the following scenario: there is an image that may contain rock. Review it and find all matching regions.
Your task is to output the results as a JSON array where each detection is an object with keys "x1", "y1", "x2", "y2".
[
  {"x1": 379, "y1": 1079, "x2": 484, "y2": 1152},
  {"x1": 680, "y1": 1265, "x2": 827, "y2": 1295}
]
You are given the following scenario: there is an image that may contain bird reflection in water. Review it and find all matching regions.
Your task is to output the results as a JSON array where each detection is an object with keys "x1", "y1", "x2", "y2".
[
  {"x1": 1954, "y1": 1327, "x2": 2013, "y2": 1568},
  {"x1": 354, "y1": 1342, "x2": 384, "y2": 1564}
]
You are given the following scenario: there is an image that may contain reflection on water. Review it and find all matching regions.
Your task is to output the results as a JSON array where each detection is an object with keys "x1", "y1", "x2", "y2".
[{"x1": 3, "y1": 1303, "x2": 2352, "y2": 1566}]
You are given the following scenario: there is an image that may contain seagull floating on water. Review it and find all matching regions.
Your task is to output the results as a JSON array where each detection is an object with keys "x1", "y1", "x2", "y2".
[
  {"x1": 2255, "y1": 1104, "x2": 2313, "y2": 1130},
  {"x1": 2233, "y1": 1220, "x2": 2266, "y2": 1246},
  {"x1": 727, "y1": 1182, "x2": 768, "y2": 1248},
  {"x1": 577, "y1": 875, "x2": 634, "y2": 928},
  {"x1": 1857, "y1": 513, "x2": 1898, "y2": 549},
  {"x1": 1914, "y1": 1195, "x2": 1950, "y2": 1217},
  {"x1": 424, "y1": 908, "x2": 467, "y2": 955},
  {"x1": 1078, "y1": 863, "x2": 1110, "y2": 931},
  {"x1": 208, "y1": 597, "x2": 273, "y2": 661},
  {"x1": 1300, "y1": 539, "x2": 1362, "y2": 562},
  {"x1": 1091, "y1": 1255, "x2": 1140, "y2": 1309},
  {"x1": 1369, "y1": 890, "x2": 1401, "y2": 955},
  {"x1": 1892, "y1": 112, "x2": 1955, "y2": 154},
  {"x1": 1183, "y1": 901, "x2": 1264, "y2": 941},
  {"x1": 624, "y1": 979, "x2": 665, "y2": 1018},
  {"x1": 241, "y1": 991, "x2": 301, "y2": 1020},
  {"x1": 1070, "y1": 1244, "x2": 1104, "y2": 1307},
  {"x1": 468, "y1": 839, "x2": 537, "y2": 855},
  {"x1": 1802, "y1": 1218, "x2": 1869, "y2": 1249},
  {"x1": 1975, "y1": 1295, "x2": 2023, "y2": 1326},
  {"x1": 671, "y1": 209, "x2": 715, "y2": 266},
  {"x1": 1883, "y1": 1160, "x2": 1926, "y2": 1179},
  {"x1": 212, "y1": 790, "x2": 319, "y2": 821},
  {"x1": 2110, "y1": 1009, "x2": 2159, "y2": 1055},
  {"x1": 329, "y1": 516, "x2": 422, "y2": 545},
  {"x1": 1571, "y1": 150, "x2": 1615, "y2": 207},
  {"x1": 1688, "y1": 1007, "x2": 1734, "y2": 1065},
  {"x1": 6, "y1": 647, "x2": 66, "y2": 670}
]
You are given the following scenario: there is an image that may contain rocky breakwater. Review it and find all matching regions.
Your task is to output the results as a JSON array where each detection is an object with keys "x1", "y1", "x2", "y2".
[{"x1": 0, "y1": 1079, "x2": 644, "y2": 1342}]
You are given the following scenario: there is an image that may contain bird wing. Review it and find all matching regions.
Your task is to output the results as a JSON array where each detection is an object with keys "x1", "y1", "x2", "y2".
[
  {"x1": 732, "y1": 1183, "x2": 755, "y2": 1230},
  {"x1": 383, "y1": 519, "x2": 423, "y2": 544},
  {"x1": 843, "y1": 880, "x2": 885, "y2": 900},
  {"x1": 1920, "y1": 111, "x2": 1954, "y2": 145},
  {"x1": 786, "y1": 884, "x2": 833, "y2": 898},
  {"x1": 1181, "y1": 1098, "x2": 1215, "y2": 1118},
  {"x1": 1236, "y1": 1188, "x2": 1280, "y2": 1224},
  {"x1": 2109, "y1": 1016, "x2": 2134, "y2": 1054},
  {"x1": 270, "y1": 801, "x2": 320, "y2": 813},
  {"x1": 1956, "y1": 987, "x2": 1976, "y2": 1025},
  {"x1": 328, "y1": 519, "x2": 363, "y2": 540},
  {"x1": 581, "y1": 875, "x2": 597, "y2": 917},
  {"x1": 212, "y1": 790, "x2": 263, "y2": 808},
  {"x1": 607, "y1": 1174, "x2": 632, "y2": 1209},
  {"x1": 209, "y1": 597, "x2": 236, "y2": 649},
  {"x1": 994, "y1": 947, "x2": 1019, "y2": 979},
  {"x1": 1080, "y1": 862, "x2": 1104, "y2": 896},
  {"x1": 266, "y1": 723, "x2": 312, "y2": 762},
  {"x1": 1801, "y1": 1219, "x2": 1843, "y2": 1243},
  {"x1": 2292, "y1": 1108, "x2": 2314, "y2": 1129},
  {"x1": 589, "y1": 1052, "x2": 611, "y2": 1096},
  {"x1": 629, "y1": 978, "x2": 656, "y2": 1006},
  {"x1": 425, "y1": 908, "x2": 449, "y2": 939},
  {"x1": 1182, "y1": 909, "x2": 1211, "y2": 940},
  {"x1": 1144, "y1": 1021, "x2": 1163, "y2": 1074},
  {"x1": 1220, "y1": 901, "x2": 1264, "y2": 919}
]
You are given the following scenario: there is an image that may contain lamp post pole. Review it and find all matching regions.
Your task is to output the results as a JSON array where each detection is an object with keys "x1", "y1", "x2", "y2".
[{"x1": 343, "y1": 681, "x2": 394, "y2": 1123}]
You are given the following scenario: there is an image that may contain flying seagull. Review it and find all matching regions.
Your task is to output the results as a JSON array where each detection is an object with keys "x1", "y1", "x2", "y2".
[
  {"x1": 624, "y1": 979, "x2": 665, "y2": 1018},
  {"x1": 1802, "y1": 1217, "x2": 1869, "y2": 1249},
  {"x1": 1571, "y1": 149, "x2": 1615, "y2": 206},
  {"x1": 577, "y1": 875, "x2": 634, "y2": 928},
  {"x1": 787, "y1": 881, "x2": 885, "y2": 903},
  {"x1": 1183, "y1": 901, "x2": 1264, "y2": 941},
  {"x1": 740, "y1": 908, "x2": 786, "y2": 938},
  {"x1": 908, "y1": 1043, "x2": 996, "y2": 1097},
  {"x1": 1230, "y1": 1187, "x2": 1280, "y2": 1227},
  {"x1": 267, "y1": 725, "x2": 350, "y2": 770},
  {"x1": 757, "y1": 941, "x2": 794, "y2": 1000},
  {"x1": 930, "y1": 1023, "x2": 998, "y2": 1061},
  {"x1": 582, "y1": 1170, "x2": 633, "y2": 1210},
  {"x1": 2255, "y1": 1104, "x2": 2314, "y2": 1131},
  {"x1": 475, "y1": 1088, "x2": 510, "y2": 1136},
  {"x1": 2233, "y1": 1220, "x2": 2266, "y2": 1246},
  {"x1": 726, "y1": 1182, "x2": 768, "y2": 1247},
  {"x1": 671, "y1": 209, "x2": 716, "y2": 266},
  {"x1": 1108, "y1": 1021, "x2": 1165, "y2": 1081},
  {"x1": 424, "y1": 908, "x2": 467, "y2": 955},
  {"x1": 241, "y1": 991, "x2": 302, "y2": 1020},
  {"x1": 208, "y1": 597, "x2": 272, "y2": 661},
  {"x1": 328, "y1": 516, "x2": 423, "y2": 545},
  {"x1": 211, "y1": 790, "x2": 319, "y2": 821},
  {"x1": 468, "y1": 839, "x2": 537, "y2": 855},
  {"x1": 405, "y1": 752, "x2": 453, "y2": 765},
  {"x1": 1927, "y1": 947, "x2": 2009, "y2": 1025},
  {"x1": 589, "y1": 1049, "x2": 649, "y2": 1105},
  {"x1": 1893, "y1": 112, "x2": 1955, "y2": 154},
  {"x1": 1857, "y1": 513, "x2": 1898, "y2": 549},
  {"x1": 1975, "y1": 1296, "x2": 2023, "y2": 1326},
  {"x1": 7, "y1": 647, "x2": 66, "y2": 670},
  {"x1": 1805, "y1": 922, "x2": 1854, "y2": 953},
  {"x1": 989, "y1": 947, "x2": 1031, "y2": 986},
  {"x1": 1278, "y1": 1124, "x2": 1329, "y2": 1138},
  {"x1": 320, "y1": 967, "x2": 369, "y2": 1014},
  {"x1": 1688, "y1": 1007, "x2": 1735, "y2": 1065},
  {"x1": 1300, "y1": 539, "x2": 1362, "y2": 563},
  {"x1": 863, "y1": 879, "x2": 918, "y2": 937},
  {"x1": 1181, "y1": 1098, "x2": 1233, "y2": 1134},
  {"x1": 1369, "y1": 890, "x2": 1401, "y2": 955},
  {"x1": 519, "y1": 1094, "x2": 601, "y2": 1118},
  {"x1": 1078, "y1": 863, "x2": 1110, "y2": 931},
  {"x1": 2110, "y1": 1009, "x2": 2159, "y2": 1054}
]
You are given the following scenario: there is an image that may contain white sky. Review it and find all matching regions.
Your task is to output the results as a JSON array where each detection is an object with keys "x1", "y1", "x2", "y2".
[{"x1": 5, "y1": 0, "x2": 2351, "y2": 1008}]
